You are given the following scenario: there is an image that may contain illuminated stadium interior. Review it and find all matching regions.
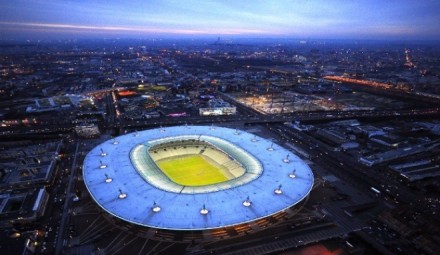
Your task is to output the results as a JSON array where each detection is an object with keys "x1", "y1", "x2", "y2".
[
  {"x1": 157, "y1": 155, "x2": 231, "y2": 186},
  {"x1": 150, "y1": 139, "x2": 246, "y2": 186},
  {"x1": 83, "y1": 125, "x2": 314, "y2": 237},
  {"x1": 131, "y1": 135, "x2": 262, "y2": 193}
]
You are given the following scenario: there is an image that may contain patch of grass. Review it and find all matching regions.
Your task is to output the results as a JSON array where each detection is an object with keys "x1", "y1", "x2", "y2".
[{"x1": 157, "y1": 155, "x2": 229, "y2": 186}]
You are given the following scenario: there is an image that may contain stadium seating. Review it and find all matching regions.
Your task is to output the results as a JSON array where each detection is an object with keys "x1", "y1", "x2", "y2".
[
  {"x1": 130, "y1": 135, "x2": 263, "y2": 194},
  {"x1": 148, "y1": 141, "x2": 248, "y2": 182}
]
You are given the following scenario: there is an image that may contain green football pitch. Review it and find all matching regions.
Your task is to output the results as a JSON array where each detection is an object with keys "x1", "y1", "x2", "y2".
[{"x1": 157, "y1": 155, "x2": 229, "y2": 186}]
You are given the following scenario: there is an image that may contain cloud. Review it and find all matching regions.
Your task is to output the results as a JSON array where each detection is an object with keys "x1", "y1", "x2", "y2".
[
  {"x1": 1, "y1": 0, "x2": 439, "y2": 39},
  {"x1": 0, "y1": 21, "x2": 267, "y2": 35}
]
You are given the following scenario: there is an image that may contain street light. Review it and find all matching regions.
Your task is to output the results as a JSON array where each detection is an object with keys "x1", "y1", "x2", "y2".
[
  {"x1": 118, "y1": 189, "x2": 127, "y2": 199},
  {"x1": 200, "y1": 204, "x2": 209, "y2": 215},
  {"x1": 152, "y1": 201, "x2": 161, "y2": 212},
  {"x1": 283, "y1": 154, "x2": 290, "y2": 163},
  {"x1": 289, "y1": 169, "x2": 296, "y2": 178},
  {"x1": 243, "y1": 196, "x2": 251, "y2": 207},
  {"x1": 274, "y1": 184, "x2": 282, "y2": 194},
  {"x1": 267, "y1": 143, "x2": 274, "y2": 151}
]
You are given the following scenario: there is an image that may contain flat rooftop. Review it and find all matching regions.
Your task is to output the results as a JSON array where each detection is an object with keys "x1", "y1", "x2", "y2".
[{"x1": 83, "y1": 126, "x2": 314, "y2": 230}]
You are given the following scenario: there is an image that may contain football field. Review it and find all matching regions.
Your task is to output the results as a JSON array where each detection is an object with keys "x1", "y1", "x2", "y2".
[{"x1": 157, "y1": 155, "x2": 229, "y2": 186}]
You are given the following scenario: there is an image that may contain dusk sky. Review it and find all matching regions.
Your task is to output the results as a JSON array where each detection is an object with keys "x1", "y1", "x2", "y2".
[{"x1": 1, "y1": 0, "x2": 439, "y2": 40}]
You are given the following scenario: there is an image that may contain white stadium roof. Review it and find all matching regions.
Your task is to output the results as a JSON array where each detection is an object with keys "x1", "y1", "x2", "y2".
[{"x1": 83, "y1": 126, "x2": 314, "y2": 230}]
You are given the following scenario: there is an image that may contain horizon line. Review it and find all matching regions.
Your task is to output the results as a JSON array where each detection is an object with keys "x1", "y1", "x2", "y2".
[{"x1": 1, "y1": 21, "x2": 439, "y2": 42}]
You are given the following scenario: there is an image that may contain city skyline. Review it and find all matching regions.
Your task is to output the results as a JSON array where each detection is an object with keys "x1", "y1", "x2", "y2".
[
  {"x1": 1, "y1": 0, "x2": 440, "y2": 40},
  {"x1": 1, "y1": 13, "x2": 440, "y2": 254}
]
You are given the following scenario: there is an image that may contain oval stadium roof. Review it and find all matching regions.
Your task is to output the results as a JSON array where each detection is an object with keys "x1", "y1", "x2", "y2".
[{"x1": 83, "y1": 126, "x2": 314, "y2": 230}]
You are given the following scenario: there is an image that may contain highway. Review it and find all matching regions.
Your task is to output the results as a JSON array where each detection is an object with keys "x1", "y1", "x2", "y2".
[
  {"x1": 113, "y1": 107, "x2": 440, "y2": 129},
  {"x1": 1, "y1": 107, "x2": 439, "y2": 137},
  {"x1": 324, "y1": 76, "x2": 440, "y2": 104},
  {"x1": 54, "y1": 141, "x2": 81, "y2": 255},
  {"x1": 13, "y1": 92, "x2": 436, "y2": 254},
  {"x1": 1, "y1": 89, "x2": 439, "y2": 218},
  {"x1": 269, "y1": 124, "x2": 438, "y2": 217},
  {"x1": 104, "y1": 93, "x2": 116, "y2": 123}
]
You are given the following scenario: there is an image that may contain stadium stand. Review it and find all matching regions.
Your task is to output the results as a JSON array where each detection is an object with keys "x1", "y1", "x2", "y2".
[{"x1": 130, "y1": 135, "x2": 262, "y2": 194}]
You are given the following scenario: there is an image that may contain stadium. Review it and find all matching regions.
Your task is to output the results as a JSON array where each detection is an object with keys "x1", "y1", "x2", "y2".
[{"x1": 83, "y1": 126, "x2": 314, "y2": 242}]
